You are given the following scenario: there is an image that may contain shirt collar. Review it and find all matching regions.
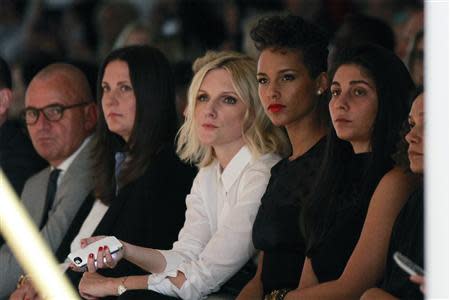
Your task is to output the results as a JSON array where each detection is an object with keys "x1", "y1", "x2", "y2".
[
  {"x1": 52, "y1": 135, "x2": 92, "y2": 184},
  {"x1": 218, "y1": 145, "x2": 252, "y2": 192}
]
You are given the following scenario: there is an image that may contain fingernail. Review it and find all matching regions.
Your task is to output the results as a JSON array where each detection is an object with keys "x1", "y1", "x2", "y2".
[
  {"x1": 104, "y1": 245, "x2": 108, "y2": 250},
  {"x1": 89, "y1": 253, "x2": 94, "y2": 258},
  {"x1": 98, "y1": 246, "x2": 103, "y2": 251}
]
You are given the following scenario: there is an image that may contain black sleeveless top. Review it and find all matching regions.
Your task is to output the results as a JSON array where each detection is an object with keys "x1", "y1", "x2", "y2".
[
  {"x1": 307, "y1": 153, "x2": 392, "y2": 282},
  {"x1": 381, "y1": 185, "x2": 424, "y2": 299},
  {"x1": 252, "y1": 138, "x2": 325, "y2": 295}
]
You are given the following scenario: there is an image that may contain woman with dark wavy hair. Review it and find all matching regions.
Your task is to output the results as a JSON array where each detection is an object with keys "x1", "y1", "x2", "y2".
[{"x1": 281, "y1": 44, "x2": 418, "y2": 299}]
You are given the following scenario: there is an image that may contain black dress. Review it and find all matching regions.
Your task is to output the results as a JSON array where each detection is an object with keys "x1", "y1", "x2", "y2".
[
  {"x1": 252, "y1": 138, "x2": 325, "y2": 295},
  {"x1": 381, "y1": 185, "x2": 424, "y2": 300},
  {"x1": 307, "y1": 153, "x2": 392, "y2": 282}
]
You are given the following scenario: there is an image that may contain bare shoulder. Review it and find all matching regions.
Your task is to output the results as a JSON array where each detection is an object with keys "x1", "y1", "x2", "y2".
[
  {"x1": 377, "y1": 166, "x2": 418, "y2": 192},
  {"x1": 369, "y1": 166, "x2": 419, "y2": 215}
]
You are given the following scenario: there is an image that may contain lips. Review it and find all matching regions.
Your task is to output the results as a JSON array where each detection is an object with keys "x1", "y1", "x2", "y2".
[
  {"x1": 107, "y1": 112, "x2": 122, "y2": 118},
  {"x1": 268, "y1": 104, "x2": 286, "y2": 113},
  {"x1": 408, "y1": 150, "x2": 423, "y2": 158},
  {"x1": 334, "y1": 118, "x2": 351, "y2": 124},
  {"x1": 202, "y1": 123, "x2": 218, "y2": 129},
  {"x1": 35, "y1": 136, "x2": 54, "y2": 144}
]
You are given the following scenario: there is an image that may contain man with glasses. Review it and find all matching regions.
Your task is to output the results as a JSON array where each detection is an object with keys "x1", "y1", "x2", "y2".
[{"x1": 0, "y1": 63, "x2": 97, "y2": 298}]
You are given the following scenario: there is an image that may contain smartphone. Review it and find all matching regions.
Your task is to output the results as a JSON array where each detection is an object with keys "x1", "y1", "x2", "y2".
[
  {"x1": 393, "y1": 251, "x2": 424, "y2": 276},
  {"x1": 67, "y1": 236, "x2": 123, "y2": 270}
]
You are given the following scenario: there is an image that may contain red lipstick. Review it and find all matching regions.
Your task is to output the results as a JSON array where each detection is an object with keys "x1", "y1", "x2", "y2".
[{"x1": 268, "y1": 104, "x2": 285, "y2": 113}]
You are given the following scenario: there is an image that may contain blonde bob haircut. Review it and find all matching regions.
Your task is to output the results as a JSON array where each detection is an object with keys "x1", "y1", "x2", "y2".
[{"x1": 177, "y1": 51, "x2": 289, "y2": 167}]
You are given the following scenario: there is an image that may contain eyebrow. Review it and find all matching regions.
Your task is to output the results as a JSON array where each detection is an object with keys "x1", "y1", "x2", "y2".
[
  {"x1": 198, "y1": 89, "x2": 237, "y2": 96},
  {"x1": 257, "y1": 69, "x2": 298, "y2": 76},
  {"x1": 331, "y1": 80, "x2": 374, "y2": 88},
  {"x1": 25, "y1": 102, "x2": 64, "y2": 109},
  {"x1": 101, "y1": 80, "x2": 131, "y2": 85}
]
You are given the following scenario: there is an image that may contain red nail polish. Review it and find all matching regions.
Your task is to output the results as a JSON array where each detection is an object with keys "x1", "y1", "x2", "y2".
[
  {"x1": 98, "y1": 246, "x2": 103, "y2": 251},
  {"x1": 89, "y1": 253, "x2": 94, "y2": 258},
  {"x1": 104, "y1": 245, "x2": 108, "y2": 250}
]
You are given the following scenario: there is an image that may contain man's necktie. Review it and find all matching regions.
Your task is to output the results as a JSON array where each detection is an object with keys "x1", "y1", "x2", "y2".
[
  {"x1": 114, "y1": 152, "x2": 126, "y2": 195},
  {"x1": 39, "y1": 168, "x2": 61, "y2": 229}
]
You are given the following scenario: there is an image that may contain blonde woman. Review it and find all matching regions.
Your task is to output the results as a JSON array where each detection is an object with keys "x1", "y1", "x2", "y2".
[{"x1": 77, "y1": 51, "x2": 289, "y2": 300}]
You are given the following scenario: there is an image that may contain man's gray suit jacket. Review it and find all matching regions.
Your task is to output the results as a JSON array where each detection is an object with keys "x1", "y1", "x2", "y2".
[{"x1": 0, "y1": 139, "x2": 95, "y2": 298}]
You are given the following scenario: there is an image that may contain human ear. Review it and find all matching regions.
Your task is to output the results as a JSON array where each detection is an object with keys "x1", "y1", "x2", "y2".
[
  {"x1": 0, "y1": 88, "x2": 13, "y2": 116},
  {"x1": 315, "y1": 72, "x2": 328, "y2": 96},
  {"x1": 83, "y1": 102, "x2": 98, "y2": 132}
]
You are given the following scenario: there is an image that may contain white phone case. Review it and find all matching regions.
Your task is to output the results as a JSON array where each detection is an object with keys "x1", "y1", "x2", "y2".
[
  {"x1": 393, "y1": 251, "x2": 424, "y2": 276},
  {"x1": 67, "y1": 236, "x2": 123, "y2": 269}
]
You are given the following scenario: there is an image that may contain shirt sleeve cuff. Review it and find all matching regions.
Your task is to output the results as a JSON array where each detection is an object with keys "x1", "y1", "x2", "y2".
[
  {"x1": 147, "y1": 273, "x2": 177, "y2": 297},
  {"x1": 158, "y1": 249, "x2": 186, "y2": 272}
]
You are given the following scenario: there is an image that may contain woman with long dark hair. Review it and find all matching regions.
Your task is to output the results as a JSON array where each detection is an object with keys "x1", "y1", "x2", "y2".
[
  {"x1": 282, "y1": 44, "x2": 417, "y2": 299},
  {"x1": 75, "y1": 45, "x2": 196, "y2": 293}
]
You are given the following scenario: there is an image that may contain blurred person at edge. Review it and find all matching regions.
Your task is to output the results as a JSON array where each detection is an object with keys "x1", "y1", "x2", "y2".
[
  {"x1": 0, "y1": 55, "x2": 46, "y2": 199},
  {"x1": 361, "y1": 89, "x2": 425, "y2": 300}
]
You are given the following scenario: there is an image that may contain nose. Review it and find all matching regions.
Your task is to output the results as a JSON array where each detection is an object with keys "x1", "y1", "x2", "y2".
[
  {"x1": 330, "y1": 93, "x2": 349, "y2": 112},
  {"x1": 203, "y1": 100, "x2": 217, "y2": 118},
  {"x1": 265, "y1": 80, "x2": 281, "y2": 101},
  {"x1": 405, "y1": 126, "x2": 421, "y2": 145},
  {"x1": 102, "y1": 90, "x2": 119, "y2": 107}
]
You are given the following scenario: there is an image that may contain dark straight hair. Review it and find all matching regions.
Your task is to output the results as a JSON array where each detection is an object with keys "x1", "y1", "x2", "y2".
[
  {"x1": 93, "y1": 45, "x2": 177, "y2": 203},
  {"x1": 301, "y1": 44, "x2": 416, "y2": 252}
]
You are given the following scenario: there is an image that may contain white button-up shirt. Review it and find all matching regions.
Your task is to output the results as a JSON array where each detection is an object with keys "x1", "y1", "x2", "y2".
[{"x1": 147, "y1": 146, "x2": 280, "y2": 299}]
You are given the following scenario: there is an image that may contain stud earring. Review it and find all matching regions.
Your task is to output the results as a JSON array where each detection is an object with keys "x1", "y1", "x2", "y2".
[{"x1": 316, "y1": 89, "x2": 322, "y2": 95}]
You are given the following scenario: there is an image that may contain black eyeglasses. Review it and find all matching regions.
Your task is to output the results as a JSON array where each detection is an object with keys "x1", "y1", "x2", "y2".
[{"x1": 23, "y1": 102, "x2": 90, "y2": 125}]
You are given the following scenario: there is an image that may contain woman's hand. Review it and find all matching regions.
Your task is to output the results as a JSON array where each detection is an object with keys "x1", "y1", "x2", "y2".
[
  {"x1": 410, "y1": 275, "x2": 425, "y2": 294},
  {"x1": 85, "y1": 244, "x2": 124, "y2": 272},
  {"x1": 79, "y1": 236, "x2": 106, "y2": 248},
  {"x1": 78, "y1": 272, "x2": 120, "y2": 299},
  {"x1": 69, "y1": 236, "x2": 124, "y2": 272}
]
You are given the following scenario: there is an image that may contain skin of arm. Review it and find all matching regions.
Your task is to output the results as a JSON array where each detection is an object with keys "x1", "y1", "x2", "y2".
[
  {"x1": 236, "y1": 252, "x2": 264, "y2": 300},
  {"x1": 298, "y1": 258, "x2": 319, "y2": 289},
  {"x1": 284, "y1": 167, "x2": 417, "y2": 300},
  {"x1": 360, "y1": 287, "x2": 399, "y2": 300},
  {"x1": 78, "y1": 273, "x2": 148, "y2": 299}
]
